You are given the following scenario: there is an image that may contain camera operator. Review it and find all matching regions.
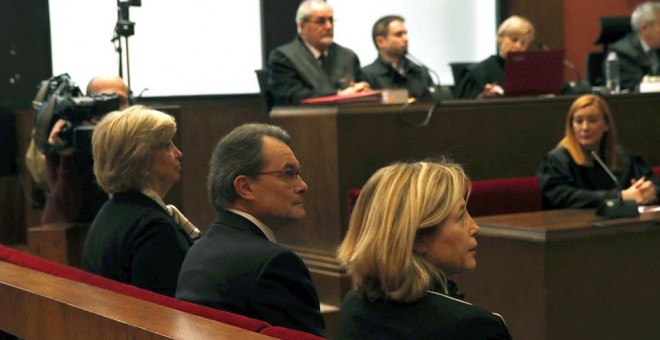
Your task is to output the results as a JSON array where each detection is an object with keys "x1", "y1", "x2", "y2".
[{"x1": 42, "y1": 75, "x2": 129, "y2": 224}]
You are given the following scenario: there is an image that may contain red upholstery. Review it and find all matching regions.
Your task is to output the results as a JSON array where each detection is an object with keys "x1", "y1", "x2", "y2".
[
  {"x1": 467, "y1": 176, "x2": 542, "y2": 216},
  {"x1": 652, "y1": 165, "x2": 660, "y2": 178},
  {"x1": 260, "y1": 326, "x2": 326, "y2": 340},
  {"x1": 0, "y1": 244, "x2": 325, "y2": 339},
  {"x1": 348, "y1": 176, "x2": 542, "y2": 218}
]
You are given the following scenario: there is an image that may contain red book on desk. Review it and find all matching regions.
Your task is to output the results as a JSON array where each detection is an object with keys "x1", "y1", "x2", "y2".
[{"x1": 300, "y1": 90, "x2": 383, "y2": 105}]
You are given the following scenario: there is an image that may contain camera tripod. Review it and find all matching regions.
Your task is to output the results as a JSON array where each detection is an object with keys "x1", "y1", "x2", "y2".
[{"x1": 112, "y1": 0, "x2": 141, "y2": 93}]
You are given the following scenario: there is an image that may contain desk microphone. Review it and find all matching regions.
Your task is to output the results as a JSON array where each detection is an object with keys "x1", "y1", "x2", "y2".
[
  {"x1": 538, "y1": 43, "x2": 581, "y2": 84},
  {"x1": 406, "y1": 53, "x2": 442, "y2": 100},
  {"x1": 590, "y1": 150, "x2": 639, "y2": 218}
]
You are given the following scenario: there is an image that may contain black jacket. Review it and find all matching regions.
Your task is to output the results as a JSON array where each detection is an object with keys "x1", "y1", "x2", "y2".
[
  {"x1": 83, "y1": 191, "x2": 193, "y2": 297},
  {"x1": 361, "y1": 55, "x2": 435, "y2": 100},
  {"x1": 176, "y1": 210, "x2": 326, "y2": 337},
  {"x1": 268, "y1": 35, "x2": 364, "y2": 105},
  {"x1": 339, "y1": 289, "x2": 511, "y2": 340},
  {"x1": 607, "y1": 32, "x2": 660, "y2": 91}
]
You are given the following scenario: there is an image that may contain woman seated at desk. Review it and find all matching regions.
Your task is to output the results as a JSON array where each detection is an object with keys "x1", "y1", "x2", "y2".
[
  {"x1": 337, "y1": 159, "x2": 511, "y2": 339},
  {"x1": 455, "y1": 15, "x2": 534, "y2": 99},
  {"x1": 537, "y1": 94, "x2": 659, "y2": 209}
]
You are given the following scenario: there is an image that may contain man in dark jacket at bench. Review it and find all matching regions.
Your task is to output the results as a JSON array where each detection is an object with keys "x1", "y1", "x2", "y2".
[{"x1": 176, "y1": 123, "x2": 326, "y2": 337}]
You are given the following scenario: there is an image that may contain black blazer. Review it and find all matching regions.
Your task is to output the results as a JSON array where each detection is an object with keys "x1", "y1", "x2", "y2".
[
  {"x1": 82, "y1": 191, "x2": 193, "y2": 297},
  {"x1": 268, "y1": 35, "x2": 363, "y2": 105},
  {"x1": 607, "y1": 32, "x2": 660, "y2": 91},
  {"x1": 176, "y1": 210, "x2": 326, "y2": 337},
  {"x1": 361, "y1": 55, "x2": 435, "y2": 100},
  {"x1": 339, "y1": 289, "x2": 511, "y2": 340}
]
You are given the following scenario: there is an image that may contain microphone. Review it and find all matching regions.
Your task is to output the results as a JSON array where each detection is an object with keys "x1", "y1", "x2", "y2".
[
  {"x1": 406, "y1": 53, "x2": 442, "y2": 100},
  {"x1": 590, "y1": 150, "x2": 639, "y2": 218},
  {"x1": 538, "y1": 43, "x2": 581, "y2": 84}
]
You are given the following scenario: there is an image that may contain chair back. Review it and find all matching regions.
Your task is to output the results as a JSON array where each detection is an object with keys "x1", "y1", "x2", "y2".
[
  {"x1": 449, "y1": 62, "x2": 475, "y2": 97},
  {"x1": 586, "y1": 51, "x2": 606, "y2": 86},
  {"x1": 254, "y1": 69, "x2": 273, "y2": 114},
  {"x1": 594, "y1": 16, "x2": 631, "y2": 47}
]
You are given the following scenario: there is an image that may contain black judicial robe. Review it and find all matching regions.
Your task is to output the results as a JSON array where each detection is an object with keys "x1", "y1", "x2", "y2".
[
  {"x1": 455, "y1": 55, "x2": 505, "y2": 99},
  {"x1": 537, "y1": 146, "x2": 658, "y2": 209}
]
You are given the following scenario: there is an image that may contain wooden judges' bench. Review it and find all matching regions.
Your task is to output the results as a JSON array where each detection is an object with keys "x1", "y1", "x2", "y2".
[
  {"x1": 454, "y1": 209, "x2": 660, "y2": 340},
  {"x1": 267, "y1": 93, "x2": 660, "y2": 308}
]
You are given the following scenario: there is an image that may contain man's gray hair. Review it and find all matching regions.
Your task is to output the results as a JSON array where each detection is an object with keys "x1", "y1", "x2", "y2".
[
  {"x1": 207, "y1": 123, "x2": 291, "y2": 211},
  {"x1": 632, "y1": 2, "x2": 660, "y2": 31},
  {"x1": 295, "y1": 0, "x2": 330, "y2": 33}
]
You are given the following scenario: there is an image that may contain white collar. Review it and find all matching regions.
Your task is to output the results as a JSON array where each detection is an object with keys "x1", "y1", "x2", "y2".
[
  {"x1": 226, "y1": 208, "x2": 277, "y2": 243},
  {"x1": 640, "y1": 35, "x2": 653, "y2": 53},
  {"x1": 302, "y1": 39, "x2": 326, "y2": 60}
]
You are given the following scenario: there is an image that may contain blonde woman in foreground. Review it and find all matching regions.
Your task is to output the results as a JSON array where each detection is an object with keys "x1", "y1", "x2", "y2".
[{"x1": 337, "y1": 159, "x2": 511, "y2": 339}]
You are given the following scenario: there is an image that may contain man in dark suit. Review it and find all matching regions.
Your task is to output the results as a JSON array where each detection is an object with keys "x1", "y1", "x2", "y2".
[
  {"x1": 362, "y1": 15, "x2": 436, "y2": 101},
  {"x1": 267, "y1": 0, "x2": 370, "y2": 105},
  {"x1": 176, "y1": 123, "x2": 325, "y2": 337},
  {"x1": 607, "y1": 2, "x2": 660, "y2": 91}
]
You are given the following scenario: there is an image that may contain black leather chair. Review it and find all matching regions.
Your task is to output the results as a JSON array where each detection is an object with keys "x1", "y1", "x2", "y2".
[
  {"x1": 587, "y1": 16, "x2": 631, "y2": 86},
  {"x1": 449, "y1": 62, "x2": 475, "y2": 97},
  {"x1": 254, "y1": 69, "x2": 273, "y2": 115}
]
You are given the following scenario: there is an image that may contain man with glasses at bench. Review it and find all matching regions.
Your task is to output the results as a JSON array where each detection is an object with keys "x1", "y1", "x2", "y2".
[{"x1": 176, "y1": 123, "x2": 326, "y2": 337}]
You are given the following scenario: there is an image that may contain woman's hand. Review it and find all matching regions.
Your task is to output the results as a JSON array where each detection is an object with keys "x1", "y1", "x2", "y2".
[{"x1": 622, "y1": 176, "x2": 657, "y2": 204}]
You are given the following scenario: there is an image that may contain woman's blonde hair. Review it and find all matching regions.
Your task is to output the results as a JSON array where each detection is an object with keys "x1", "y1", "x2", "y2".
[
  {"x1": 558, "y1": 94, "x2": 619, "y2": 170},
  {"x1": 92, "y1": 105, "x2": 176, "y2": 194},
  {"x1": 337, "y1": 159, "x2": 469, "y2": 303},
  {"x1": 497, "y1": 15, "x2": 535, "y2": 42}
]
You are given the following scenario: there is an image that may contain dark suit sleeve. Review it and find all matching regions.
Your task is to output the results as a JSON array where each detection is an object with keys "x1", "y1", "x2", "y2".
[
  {"x1": 268, "y1": 49, "x2": 336, "y2": 105},
  {"x1": 607, "y1": 48, "x2": 645, "y2": 92},
  {"x1": 537, "y1": 151, "x2": 612, "y2": 209},
  {"x1": 251, "y1": 250, "x2": 326, "y2": 337},
  {"x1": 456, "y1": 313, "x2": 512, "y2": 340},
  {"x1": 129, "y1": 218, "x2": 190, "y2": 297}
]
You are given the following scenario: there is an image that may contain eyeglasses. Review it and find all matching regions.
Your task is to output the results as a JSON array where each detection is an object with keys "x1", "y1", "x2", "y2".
[
  {"x1": 306, "y1": 16, "x2": 334, "y2": 26},
  {"x1": 255, "y1": 168, "x2": 302, "y2": 181}
]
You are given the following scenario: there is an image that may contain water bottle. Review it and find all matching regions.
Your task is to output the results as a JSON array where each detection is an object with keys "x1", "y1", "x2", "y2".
[{"x1": 605, "y1": 51, "x2": 620, "y2": 94}]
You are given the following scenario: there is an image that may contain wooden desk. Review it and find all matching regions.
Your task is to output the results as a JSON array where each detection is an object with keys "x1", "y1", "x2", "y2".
[
  {"x1": 452, "y1": 209, "x2": 660, "y2": 340},
  {"x1": 269, "y1": 93, "x2": 660, "y2": 306}
]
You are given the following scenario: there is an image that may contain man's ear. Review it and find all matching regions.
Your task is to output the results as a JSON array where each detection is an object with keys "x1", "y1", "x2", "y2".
[
  {"x1": 375, "y1": 35, "x2": 386, "y2": 49},
  {"x1": 234, "y1": 175, "x2": 256, "y2": 201}
]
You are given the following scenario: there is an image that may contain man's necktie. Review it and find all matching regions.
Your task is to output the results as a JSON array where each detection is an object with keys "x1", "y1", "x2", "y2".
[
  {"x1": 649, "y1": 51, "x2": 659, "y2": 75},
  {"x1": 318, "y1": 54, "x2": 330, "y2": 77}
]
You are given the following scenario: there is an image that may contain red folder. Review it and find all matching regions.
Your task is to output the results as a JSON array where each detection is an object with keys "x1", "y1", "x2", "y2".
[{"x1": 300, "y1": 90, "x2": 383, "y2": 105}]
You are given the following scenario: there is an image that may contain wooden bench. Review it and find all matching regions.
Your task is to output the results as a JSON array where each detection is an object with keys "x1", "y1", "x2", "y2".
[{"x1": 0, "y1": 244, "x2": 324, "y2": 340}]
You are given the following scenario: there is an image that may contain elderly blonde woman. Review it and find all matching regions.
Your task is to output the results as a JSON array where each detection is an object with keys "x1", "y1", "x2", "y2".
[
  {"x1": 83, "y1": 105, "x2": 199, "y2": 297},
  {"x1": 337, "y1": 160, "x2": 511, "y2": 339},
  {"x1": 456, "y1": 15, "x2": 535, "y2": 99}
]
